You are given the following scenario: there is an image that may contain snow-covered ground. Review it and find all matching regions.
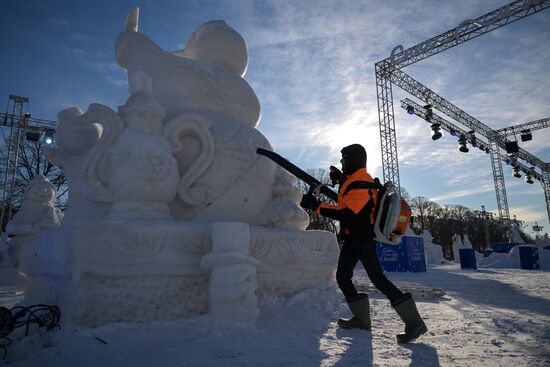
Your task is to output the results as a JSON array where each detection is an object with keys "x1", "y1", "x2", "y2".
[{"x1": 1, "y1": 252, "x2": 549, "y2": 367}]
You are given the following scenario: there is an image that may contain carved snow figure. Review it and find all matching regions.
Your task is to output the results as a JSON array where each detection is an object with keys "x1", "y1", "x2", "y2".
[
  {"x1": 115, "y1": 9, "x2": 305, "y2": 228},
  {"x1": 19, "y1": 8, "x2": 339, "y2": 327},
  {"x1": 44, "y1": 106, "x2": 105, "y2": 224},
  {"x1": 452, "y1": 234, "x2": 466, "y2": 263},
  {"x1": 506, "y1": 222, "x2": 525, "y2": 244},
  {"x1": 201, "y1": 222, "x2": 259, "y2": 329},
  {"x1": 6, "y1": 175, "x2": 62, "y2": 237},
  {"x1": 422, "y1": 230, "x2": 447, "y2": 265},
  {"x1": 79, "y1": 70, "x2": 180, "y2": 220}
]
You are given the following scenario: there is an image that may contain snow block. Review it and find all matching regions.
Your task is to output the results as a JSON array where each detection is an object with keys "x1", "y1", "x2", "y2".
[
  {"x1": 459, "y1": 248, "x2": 477, "y2": 270},
  {"x1": 519, "y1": 246, "x2": 540, "y2": 270},
  {"x1": 376, "y1": 236, "x2": 426, "y2": 272}
]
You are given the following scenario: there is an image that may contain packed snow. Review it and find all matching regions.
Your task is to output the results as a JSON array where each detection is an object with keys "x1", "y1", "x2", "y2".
[{"x1": 1, "y1": 247, "x2": 549, "y2": 366}]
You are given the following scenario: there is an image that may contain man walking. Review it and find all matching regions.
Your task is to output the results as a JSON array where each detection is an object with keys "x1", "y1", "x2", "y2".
[{"x1": 299, "y1": 144, "x2": 427, "y2": 343}]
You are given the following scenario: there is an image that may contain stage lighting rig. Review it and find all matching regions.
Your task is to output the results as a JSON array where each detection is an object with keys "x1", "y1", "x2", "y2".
[
  {"x1": 468, "y1": 130, "x2": 478, "y2": 148},
  {"x1": 406, "y1": 105, "x2": 415, "y2": 115},
  {"x1": 520, "y1": 129, "x2": 532, "y2": 142},
  {"x1": 505, "y1": 140, "x2": 519, "y2": 154},
  {"x1": 430, "y1": 123, "x2": 442, "y2": 140},
  {"x1": 424, "y1": 104, "x2": 433, "y2": 122},
  {"x1": 458, "y1": 134, "x2": 469, "y2": 153}
]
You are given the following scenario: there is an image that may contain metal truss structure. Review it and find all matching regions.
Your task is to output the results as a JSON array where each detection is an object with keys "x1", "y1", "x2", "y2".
[
  {"x1": 0, "y1": 96, "x2": 58, "y2": 228},
  {"x1": 496, "y1": 117, "x2": 550, "y2": 138},
  {"x1": 375, "y1": 0, "x2": 550, "y2": 227}
]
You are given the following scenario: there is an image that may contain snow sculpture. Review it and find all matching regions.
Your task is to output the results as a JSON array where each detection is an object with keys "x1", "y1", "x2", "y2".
[
  {"x1": 452, "y1": 234, "x2": 466, "y2": 263},
  {"x1": 201, "y1": 222, "x2": 259, "y2": 329},
  {"x1": 20, "y1": 8, "x2": 339, "y2": 327},
  {"x1": 535, "y1": 233, "x2": 550, "y2": 247},
  {"x1": 6, "y1": 175, "x2": 62, "y2": 237},
  {"x1": 422, "y1": 230, "x2": 447, "y2": 265},
  {"x1": 506, "y1": 222, "x2": 525, "y2": 244}
]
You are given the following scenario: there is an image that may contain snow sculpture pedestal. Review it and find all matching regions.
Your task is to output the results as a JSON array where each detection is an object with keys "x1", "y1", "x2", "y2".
[{"x1": 21, "y1": 221, "x2": 337, "y2": 326}]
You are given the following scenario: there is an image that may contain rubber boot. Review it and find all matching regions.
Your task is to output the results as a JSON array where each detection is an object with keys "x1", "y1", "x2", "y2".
[
  {"x1": 337, "y1": 293, "x2": 371, "y2": 330},
  {"x1": 392, "y1": 292, "x2": 427, "y2": 343}
]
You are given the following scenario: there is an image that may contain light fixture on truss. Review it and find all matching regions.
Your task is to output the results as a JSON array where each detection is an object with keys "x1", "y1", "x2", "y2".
[{"x1": 458, "y1": 134, "x2": 469, "y2": 153}]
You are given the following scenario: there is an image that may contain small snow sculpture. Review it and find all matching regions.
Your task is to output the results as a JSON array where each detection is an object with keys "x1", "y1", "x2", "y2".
[
  {"x1": 201, "y1": 222, "x2": 260, "y2": 329},
  {"x1": 506, "y1": 222, "x2": 525, "y2": 244},
  {"x1": 6, "y1": 175, "x2": 62, "y2": 236},
  {"x1": 422, "y1": 230, "x2": 447, "y2": 265},
  {"x1": 452, "y1": 234, "x2": 467, "y2": 263}
]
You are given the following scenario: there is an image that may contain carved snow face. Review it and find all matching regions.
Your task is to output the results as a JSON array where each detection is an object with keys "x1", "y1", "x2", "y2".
[{"x1": 26, "y1": 182, "x2": 56, "y2": 203}]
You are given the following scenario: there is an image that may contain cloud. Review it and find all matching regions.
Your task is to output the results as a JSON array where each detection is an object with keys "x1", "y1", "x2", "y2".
[
  {"x1": 69, "y1": 33, "x2": 94, "y2": 42},
  {"x1": 428, "y1": 181, "x2": 495, "y2": 203},
  {"x1": 510, "y1": 205, "x2": 548, "y2": 223},
  {"x1": 49, "y1": 17, "x2": 70, "y2": 28}
]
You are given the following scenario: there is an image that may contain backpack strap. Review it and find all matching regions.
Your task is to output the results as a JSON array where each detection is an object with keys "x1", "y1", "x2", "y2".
[{"x1": 343, "y1": 179, "x2": 382, "y2": 195}]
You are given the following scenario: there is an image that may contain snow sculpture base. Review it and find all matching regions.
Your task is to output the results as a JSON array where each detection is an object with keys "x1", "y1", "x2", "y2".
[{"x1": 20, "y1": 221, "x2": 338, "y2": 326}]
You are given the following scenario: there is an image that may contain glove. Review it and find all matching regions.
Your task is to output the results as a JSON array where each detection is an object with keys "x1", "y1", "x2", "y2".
[
  {"x1": 329, "y1": 166, "x2": 342, "y2": 186},
  {"x1": 300, "y1": 193, "x2": 320, "y2": 210}
]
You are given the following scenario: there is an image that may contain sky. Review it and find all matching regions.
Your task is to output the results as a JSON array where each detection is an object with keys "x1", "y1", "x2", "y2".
[{"x1": 0, "y1": 0, "x2": 549, "y2": 236}]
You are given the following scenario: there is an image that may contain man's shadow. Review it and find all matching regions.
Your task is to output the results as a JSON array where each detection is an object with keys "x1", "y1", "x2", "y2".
[
  {"x1": 402, "y1": 342, "x2": 440, "y2": 367},
  {"x1": 332, "y1": 328, "x2": 374, "y2": 366},
  {"x1": 332, "y1": 328, "x2": 440, "y2": 366}
]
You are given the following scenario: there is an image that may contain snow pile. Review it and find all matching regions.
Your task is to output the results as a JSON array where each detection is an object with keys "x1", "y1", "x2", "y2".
[{"x1": 478, "y1": 245, "x2": 550, "y2": 270}]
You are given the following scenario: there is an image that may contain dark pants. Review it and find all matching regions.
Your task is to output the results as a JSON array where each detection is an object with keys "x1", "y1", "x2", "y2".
[{"x1": 336, "y1": 238, "x2": 403, "y2": 303}]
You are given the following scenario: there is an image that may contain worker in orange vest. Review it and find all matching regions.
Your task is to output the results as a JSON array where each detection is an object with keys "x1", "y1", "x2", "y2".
[{"x1": 300, "y1": 144, "x2": 427, "y2": 343}]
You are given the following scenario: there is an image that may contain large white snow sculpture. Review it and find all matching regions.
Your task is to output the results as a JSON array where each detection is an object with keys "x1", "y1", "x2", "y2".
[{"x1": 20, "y1": 9, "x2": 338, "y2": 327}]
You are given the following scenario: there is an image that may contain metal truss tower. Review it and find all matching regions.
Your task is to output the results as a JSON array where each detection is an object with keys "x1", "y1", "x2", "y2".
[{"x1": 375, "y1": 0, "x2": 550, "y2": 225}]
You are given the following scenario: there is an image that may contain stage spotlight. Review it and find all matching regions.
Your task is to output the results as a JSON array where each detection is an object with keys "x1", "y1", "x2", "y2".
[
  {"x1": 430, "y1": 123, "x2": 442, "y2": 140},
  {"x1": 520, "y1": 129, "x2": 532, "y2": 142},
  {"x1": 25, "y1": 128, "x2": 42, "y2": 142},
  {"x1": 512, "y1": 166, "x2": 521, "y2": 178},
  {"x1": 525, "y1": 173, "x2": 534, "y2": 184},
  {"x1": 450, "y1": 130, "x2": 458, "y2": 137},
  {"x1": 44, "y1": 129, "x2": 55, "y2": 145},
  {"x1": 485, "y1": 147, "x2": 490, "y2": 154},
  {"x1": 505, "y1": 141, "x2": 519, "y2": 154},
  {"x1": 424, "y1": 104, "x2": 433, "y2": 122},
  {"x1": 467, "y1": 131, "x2": 478, "y2": 148},
  {"x1": 406, "y1": 105, "x2": 415, "y2": 115},
  {"x1": 458, "y1": 134, "x2": 469, "y2": 153}
]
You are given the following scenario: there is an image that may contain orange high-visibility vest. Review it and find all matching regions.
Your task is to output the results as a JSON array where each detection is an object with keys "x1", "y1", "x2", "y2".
[{"x1": 316, "y1": 168, "x2": 378, "y2": 225}]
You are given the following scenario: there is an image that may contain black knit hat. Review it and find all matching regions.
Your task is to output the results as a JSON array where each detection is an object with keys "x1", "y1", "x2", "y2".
[{"x1": 341, "y1": 144, "x2": 366, "y2": 174}]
